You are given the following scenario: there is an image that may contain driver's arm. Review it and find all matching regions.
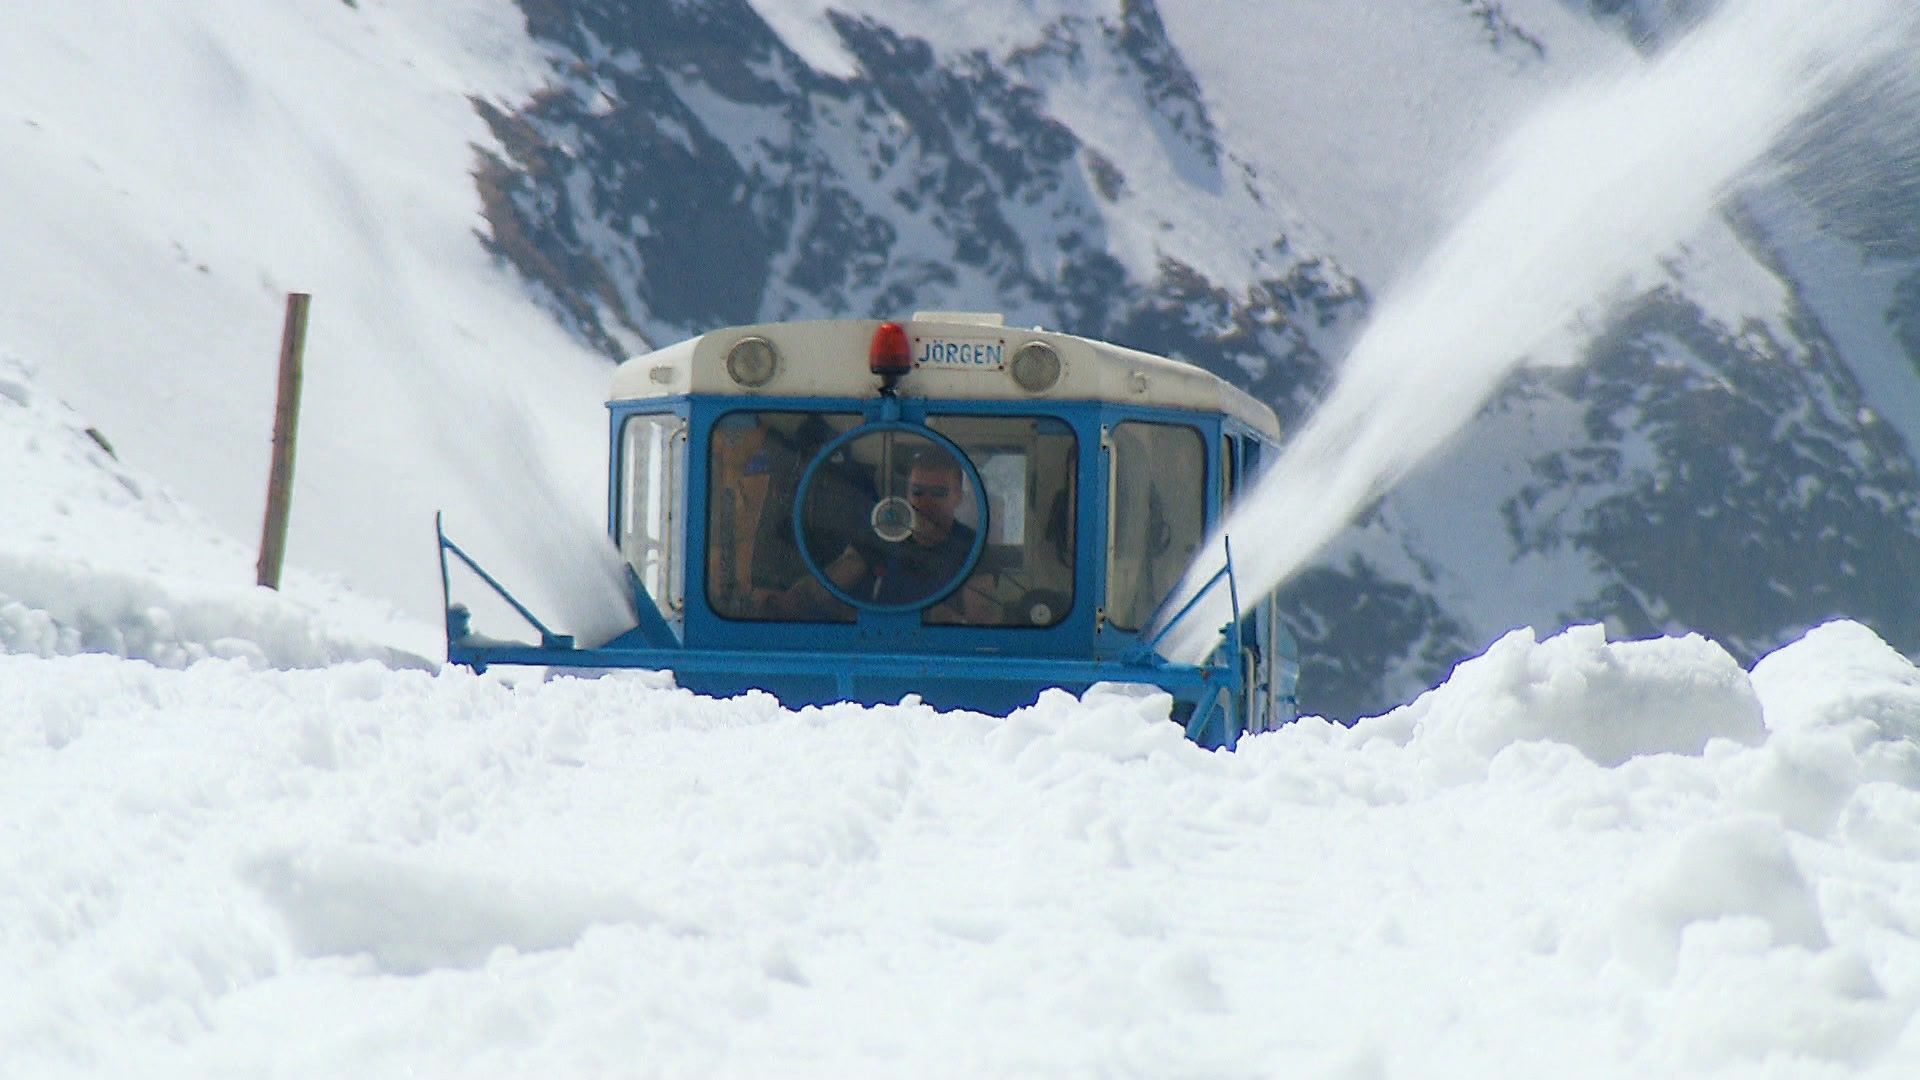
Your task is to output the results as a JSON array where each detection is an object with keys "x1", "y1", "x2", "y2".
[
  {"x1": 930, "y1": 571, "x2": 999, "y2": 624},
  {"x1": 823, "y1": 546, "x2": 869, "y2": 593}
]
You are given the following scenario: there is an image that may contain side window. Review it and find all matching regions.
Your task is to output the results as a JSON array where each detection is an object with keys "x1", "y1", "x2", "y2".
[
  {"x1": 1106, "y1": 421, "x2": 1205, "y2": 631},
  {"x1": 925, "y1": 416, "x2": 1077, "y2": 627},
  {"x1": 621, "y1": 413, "x2": 686, "y2": 612},
  {"x1": 1222, "y1": 434, "x2": 1239, "y2": 507}
]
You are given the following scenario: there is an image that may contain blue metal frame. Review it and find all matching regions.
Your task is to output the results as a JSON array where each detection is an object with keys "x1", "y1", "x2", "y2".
[{"x1": 441, "y1": 389, "x2": 1296, "y2": 750}]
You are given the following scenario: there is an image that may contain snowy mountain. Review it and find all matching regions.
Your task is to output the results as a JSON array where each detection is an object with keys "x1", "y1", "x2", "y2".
[{"x1": 468, "y1": 0, "x2": 1920, "y2": 717}]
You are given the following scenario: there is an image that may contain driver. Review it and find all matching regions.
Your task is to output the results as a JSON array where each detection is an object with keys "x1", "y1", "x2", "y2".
[
  {"x1": 828, "y1": 449, "x2": 975, "y2": 605},
  {"x1": 757, "y1": 446, "x2": 995, "y2": 621}
]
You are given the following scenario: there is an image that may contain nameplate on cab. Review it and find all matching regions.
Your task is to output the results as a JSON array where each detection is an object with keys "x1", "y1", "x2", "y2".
[{"x1": 912, "y1": 336, "x2": 1007, "y2": 370}]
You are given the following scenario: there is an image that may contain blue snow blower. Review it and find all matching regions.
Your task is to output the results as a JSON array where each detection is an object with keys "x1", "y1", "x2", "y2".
[{"x1": 438, "y1": 315, "x2": 1297, "y2": 749}]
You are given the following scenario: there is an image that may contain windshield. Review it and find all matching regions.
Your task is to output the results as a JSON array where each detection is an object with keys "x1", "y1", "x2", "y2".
[{"x1": 706, "y1": 412, "x2": 1076, "y2": 627}]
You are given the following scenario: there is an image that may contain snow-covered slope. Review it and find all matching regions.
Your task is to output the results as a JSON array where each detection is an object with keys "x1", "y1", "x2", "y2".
[
  {"x1": 0, "y1": 0, "x2": 619, "y2": 634},
  {"x1": 0, "y1": 353, "x2": 432, "y2": 668}
]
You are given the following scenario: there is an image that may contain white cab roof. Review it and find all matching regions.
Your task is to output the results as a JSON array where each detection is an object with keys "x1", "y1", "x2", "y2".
[{"x1": 609, "y1": 316, "x2": 1280, "y2": 438}]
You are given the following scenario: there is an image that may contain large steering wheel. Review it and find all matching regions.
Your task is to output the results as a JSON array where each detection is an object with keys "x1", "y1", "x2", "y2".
[{"x1": 791, "y1": 422, "x2": 988, "y2": 613}]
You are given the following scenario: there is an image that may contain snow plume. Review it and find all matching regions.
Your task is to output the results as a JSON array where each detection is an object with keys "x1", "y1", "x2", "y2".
[
  {"x1": 1159, "y1": 0, "x2": 1920, "y2": 664},
  {"x1": 424, "y1": 373, "x2": 637, "y2": 649}
]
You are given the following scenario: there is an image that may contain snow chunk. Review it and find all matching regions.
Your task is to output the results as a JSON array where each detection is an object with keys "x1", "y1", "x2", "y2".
[
  {"x1": 1653, "y1": 932, "x2": 1903, "y2": 1069},
  {"x1": 987, "y1": 685, "x2": 1195, "y2": 774},
  {"x1": 1751, "y1": 620, "x2": 1920, "y2": 751},
  {"x1": 1716, "y1": 721, "x2": 1863, "y2": 836},
  {"x1": 1355, "y1": 624, "x2": 1764, "y2": 774},
  {"x1": 242, "y1": 846, "x2": 660, "y2": 976},
  {"x1": 1613, "y1": 817, "x2": 1828, "y2": 983},
  {"x1": 1732, "y1": 620, "x2": 1920, "y2": 841},
  {"x1": 1610, "y1": 822, "x2": 1905, "y2": 1068},
  {"x1": 1838, "y1": 783, "x2": 1920, "y2": 862}
]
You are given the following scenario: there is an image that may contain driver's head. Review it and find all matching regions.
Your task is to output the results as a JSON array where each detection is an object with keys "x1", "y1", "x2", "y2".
[{"x1": 906, "y1": 450, "x2": 963, "y2": 543}]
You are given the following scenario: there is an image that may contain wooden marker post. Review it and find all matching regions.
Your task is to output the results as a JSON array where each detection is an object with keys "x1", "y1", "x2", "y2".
[{"x1": 257, "y1": 292, "x2": 310, "y2": 589}]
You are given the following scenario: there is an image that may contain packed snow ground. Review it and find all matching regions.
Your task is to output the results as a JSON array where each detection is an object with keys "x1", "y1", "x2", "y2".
[{"x1": 9, "y1": 338, "x2": 1920, "y2": 1077}]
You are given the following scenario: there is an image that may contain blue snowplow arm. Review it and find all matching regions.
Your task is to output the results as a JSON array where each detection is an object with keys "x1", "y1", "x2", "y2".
[
  {"x1": 434, "y1": 514, "x2": 678, "y2": 667},
  {"x1": 435, "y1": 513, "x2": 574, "y2": 651},
  {"x1": 1128, "y1": 536, "x2": 1251, "y2": 746},
  {"x1": 433, "y1": 514, "x2": 1255, "y2": 749}
]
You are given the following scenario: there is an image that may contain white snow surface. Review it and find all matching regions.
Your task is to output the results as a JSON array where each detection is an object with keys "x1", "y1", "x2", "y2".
[{"x1": 7, "y1": 337, "x2": 1920, "y2": 1076}]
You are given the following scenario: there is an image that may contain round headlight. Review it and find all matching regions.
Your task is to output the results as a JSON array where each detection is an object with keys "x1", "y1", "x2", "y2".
[
  {"x1": 725, "y1": 336, "x2": 779, "y2": 387},
  {"x1": 1009, "y1": 341, "x2": 1062, "y2": 392}
]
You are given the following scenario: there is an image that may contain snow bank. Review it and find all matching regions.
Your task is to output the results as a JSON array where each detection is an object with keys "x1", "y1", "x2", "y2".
[
  {"x1": 5, "y1": 620, "x2": 1920, "y2": 1076},
  {"x1": 1350, "y1": 623, "x2": 1764, "y2": 775},
  {"x1": 0, "y1": 549, "x2": 429, "y2": 671},
  {"x1": 0, "y1": 354, "x2": 434, "y2": 669}
]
